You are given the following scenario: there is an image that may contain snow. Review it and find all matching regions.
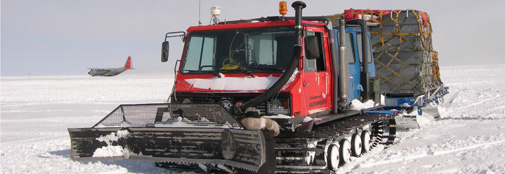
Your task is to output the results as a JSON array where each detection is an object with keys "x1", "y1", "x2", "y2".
[
  {"x1": 93, "y1": 130, "x2": 130, "y2": 157},
  {"x1": 185, "y1": 75, "x2": 279, "y2": 91},
  {"x1": 350, "y1": 99, "x2": 376, "y2": 110},
  {"x1": 153, "y1": 116, "x2": 234, "y2": 128},
  {"x1": 93, "y1": 145, "x2": 125, "y2": 158},
  {"x1": 2, "y1": 64, "x2": 505, "y2": 173},
  {"x1": 343, "y1": 64, "x2": 505, "y2": 174},
  {"x1": 263, "y1": 114, "x2": 293, "y2": 119}
]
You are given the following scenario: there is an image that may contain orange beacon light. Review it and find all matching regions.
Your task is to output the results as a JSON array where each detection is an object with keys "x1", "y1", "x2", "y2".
[{"x1": 279, "y1": 1, "x2": 287, "y2": 16}]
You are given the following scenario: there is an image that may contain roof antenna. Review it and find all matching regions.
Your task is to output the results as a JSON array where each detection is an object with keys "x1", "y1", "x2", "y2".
[{"x1": 198, "y1": 0, "x2": 202, "y2": 25}]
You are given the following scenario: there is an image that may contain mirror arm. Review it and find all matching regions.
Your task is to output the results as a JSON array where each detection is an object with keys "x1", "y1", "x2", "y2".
[{"x1": 161, "y1": 31, "x2": 186, "y2": 62}]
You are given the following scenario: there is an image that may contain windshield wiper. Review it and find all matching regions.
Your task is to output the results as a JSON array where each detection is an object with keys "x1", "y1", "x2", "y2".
[
  {"x1": 220, "y1": 69, "x2": 255, "y2": 77},
  {"x1": 185, "y1": 70, "x2": 222, "y2": 78},
  {"x1": 249, "y1": 66, "x2": 284, "y2": 71}
]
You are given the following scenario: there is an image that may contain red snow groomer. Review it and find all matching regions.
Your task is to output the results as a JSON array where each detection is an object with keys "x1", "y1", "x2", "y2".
[{"x1": 69, "y1": 1, "x2": 447, "y2": 173}]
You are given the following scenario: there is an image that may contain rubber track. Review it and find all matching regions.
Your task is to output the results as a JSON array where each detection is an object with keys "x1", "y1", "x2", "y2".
[{"x1": 274, "y1": 113, "x2": 396, "y2": 173}]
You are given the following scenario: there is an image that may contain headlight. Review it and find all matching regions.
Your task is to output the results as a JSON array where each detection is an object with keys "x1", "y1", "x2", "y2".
[{"x1": 182, "y1": 98, "x2": 192, "y2": 104}]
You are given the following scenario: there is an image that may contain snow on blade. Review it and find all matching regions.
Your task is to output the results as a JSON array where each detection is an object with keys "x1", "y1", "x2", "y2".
[
  {"x1": 93, "y1": 146, "x2": 125, "y2": 157},
  {"x1": 153, "y1": 116, "x2": 234, "y2": 128},
  {"x1": 92, "y1": 130, "x2": 130, "y2": 157}
]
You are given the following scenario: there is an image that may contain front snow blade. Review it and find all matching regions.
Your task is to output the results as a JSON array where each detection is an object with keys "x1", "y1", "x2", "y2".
[
  {"x1": 394, "y1": 115, "x2": 421, "y2": 129},
  {"x1": 68, "y1": 127, "x2": 266, "y2": 172},
  {"x1": 395, "y1": 105, "x2": 439, "y2": 129},
  {"x1": 68, "y1": 127, "x2": 125, "y2": 160},
  {"x1": 395, "y1": 114, "x2": 437, "y2": 129},
  {"x1": 69, "y1": 103, "x2": 266, "y2": 172}
]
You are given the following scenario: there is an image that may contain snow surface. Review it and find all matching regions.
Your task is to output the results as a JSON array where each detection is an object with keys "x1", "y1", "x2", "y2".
[{"x1": 2, "y1": 65, "x2": 505, "y2": 173}]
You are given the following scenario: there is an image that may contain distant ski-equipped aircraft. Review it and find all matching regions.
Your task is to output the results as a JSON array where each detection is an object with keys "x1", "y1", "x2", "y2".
[{"x1": 88, "y1": 56, "x2": 133, "y2": 77}]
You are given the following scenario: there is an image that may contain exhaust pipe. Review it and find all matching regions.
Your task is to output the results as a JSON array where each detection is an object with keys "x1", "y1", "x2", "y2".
[
  {"x1": 292, "y1": 1, "x2": 306, "y2": 46},
  {"x1": 338, "y1": 18, "x2": 350, "y2": 111},
  {"x1": 240, "y1": 1, "x2": 305, "y2": 113}
]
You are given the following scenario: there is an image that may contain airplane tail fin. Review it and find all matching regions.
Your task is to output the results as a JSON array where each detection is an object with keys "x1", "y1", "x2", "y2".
[{"x1": 124, "y1": 56, "x2": 132, "y2": 70}]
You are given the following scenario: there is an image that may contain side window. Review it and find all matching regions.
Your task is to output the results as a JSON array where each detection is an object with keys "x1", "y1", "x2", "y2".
[
  {"x1": 346, "y1": 33, "x2": 356, "y2": 64},
  {"x1": 305, "y1": 31, "x2": 326, "y2": 72},
  {"x1": 357, "y1": 33, "x2": 363, "y2": 63}
]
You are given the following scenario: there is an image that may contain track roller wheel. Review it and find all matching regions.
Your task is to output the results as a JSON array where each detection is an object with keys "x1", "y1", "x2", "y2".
[
  {"x1": 361, "y1": 130, "x2": 372, "y2": 153},
  {"x1": 339, "y1": 139, "x2": 351, "y2": 165},
  {"x1": 351, "y1": 133, "x2": 362, "y2": 157},
  {"x1": 327, "y1": 143, "x2": 340, "y2": 171}
]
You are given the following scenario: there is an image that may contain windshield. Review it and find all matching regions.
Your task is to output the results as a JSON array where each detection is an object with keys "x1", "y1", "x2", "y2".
[{"x1": 181, "y1": 27, "x2": 296, "y2": 74}]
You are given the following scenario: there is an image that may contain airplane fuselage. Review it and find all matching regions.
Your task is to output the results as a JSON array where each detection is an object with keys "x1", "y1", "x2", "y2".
[
  {"x1": 88, "y1": 56, "x2": 132, "y2": 77},
  {"x1": 88, "y1": 67, "x2": 127, "y2": 76}
]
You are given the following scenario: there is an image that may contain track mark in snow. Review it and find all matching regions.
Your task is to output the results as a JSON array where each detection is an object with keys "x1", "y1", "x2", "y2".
[
  {"x1": 464, "y1": 95, "x2": 501, "y2": 108},
  {"x1": 432, "y1": 140, "x2": 505, "y2": 156},
  {"x1": 359, "y1": 140, "x2": 505, "y2": 169},
  {"x1": 358, "y1": 153, "x2": 427, "y2": 168},
  {"x1": 338, "y1": 145, "x2": 387, "y2": 173},
  {"x1": 1, "y1": 136, "x2": 55, "y2": 144},
  {"x1": 445, "y1": 90, "x2": 461, "y2": 105}
]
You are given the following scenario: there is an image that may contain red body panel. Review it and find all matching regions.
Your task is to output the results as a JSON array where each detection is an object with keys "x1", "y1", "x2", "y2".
[
  {"x1": 174, "y1": 20, "x2": 332, "y2": 117},
  {"x1": 296, "y1": 25, "x2": 333, "y2": 116},
  {"x1": 186, "y1": 20, "x2": 296, "y2": 33}
]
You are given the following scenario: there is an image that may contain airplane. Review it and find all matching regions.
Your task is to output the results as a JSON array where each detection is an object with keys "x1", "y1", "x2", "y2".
[{"x1": 88, "y1": 56, "x2": 133, "y2": 77}]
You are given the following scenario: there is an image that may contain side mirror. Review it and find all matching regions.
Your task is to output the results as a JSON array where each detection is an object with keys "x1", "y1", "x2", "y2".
[
  {"x1": 305, "y1": 36, "x2": 320, "y2": 60},
  {"x1": 161, "y1": 41, "x2": 169, "y2": 62},
  {"x1": 162, "y1": 31, "x2": 186, "y2": 63}
]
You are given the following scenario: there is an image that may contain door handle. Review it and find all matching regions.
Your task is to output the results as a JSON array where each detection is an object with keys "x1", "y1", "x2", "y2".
[{"x1": 303, "y1": 81, "x2": 310, "y2": 87}]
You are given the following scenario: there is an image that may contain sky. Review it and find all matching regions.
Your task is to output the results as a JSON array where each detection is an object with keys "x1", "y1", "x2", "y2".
[{"x1": 2, "y1": 0, "x2": 505, "y2": 76}]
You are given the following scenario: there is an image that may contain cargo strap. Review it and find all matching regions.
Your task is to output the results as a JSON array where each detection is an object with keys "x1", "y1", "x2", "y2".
[
  {"x1": 328, "y1": 9, "x2": 442, "y2": 93},
  {"x1": 329, "y1": 9, "x2": 432, "y2": 48}
]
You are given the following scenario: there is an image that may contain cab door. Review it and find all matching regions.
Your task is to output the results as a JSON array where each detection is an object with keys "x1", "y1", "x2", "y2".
[
  {"x1": 301, "y1": 29, "x2": 332, "y2": 115},
  {"x1": 347, "y1": 30, "x2": 365, "y2": 102}
]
